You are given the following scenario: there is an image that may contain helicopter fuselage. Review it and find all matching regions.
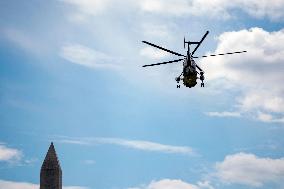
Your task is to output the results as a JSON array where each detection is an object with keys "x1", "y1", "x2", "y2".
[{"x1": 182, "y1": 53, "x2": 198, "y2": 88}]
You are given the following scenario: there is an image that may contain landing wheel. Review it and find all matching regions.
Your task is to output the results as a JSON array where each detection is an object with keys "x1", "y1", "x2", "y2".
[
  {"x1": 175, "y1": 77, "x2": 181, "y2": 82},
  {"x1": 177, "y1": 85, "x2": 180, "y2": 88},
  {"x1": 200, "y1": 71, "x2": 205, "y2": 88}
]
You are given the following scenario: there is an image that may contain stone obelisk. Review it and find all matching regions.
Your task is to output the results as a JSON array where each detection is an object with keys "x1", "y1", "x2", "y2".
[{"x1": 40, "y1": 142, "x2": 62, "y2": 189}]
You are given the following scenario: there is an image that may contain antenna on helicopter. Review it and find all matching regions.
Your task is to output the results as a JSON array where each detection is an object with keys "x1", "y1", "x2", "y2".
[
  {"x1": 184, "y1": 31, "x2": 209, "y2": 53},
  {"x1": 191, "y1": 31, "x2": 209, "y2": 55}
]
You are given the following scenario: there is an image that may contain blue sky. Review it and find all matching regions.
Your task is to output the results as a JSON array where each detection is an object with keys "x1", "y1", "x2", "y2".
[{"x1": 1, "y1": 1, "x2": 284, "y2": 189}]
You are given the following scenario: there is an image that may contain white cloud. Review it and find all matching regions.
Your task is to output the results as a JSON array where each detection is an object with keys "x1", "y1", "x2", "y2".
[
  {"x1": 215, "y1": 153, "x2": 284, "y2": 187},
  {"x1": 56, "y1": 136, "x2": 195, "y2": 155},
  {"x1": 60, "y1": 0, "x2": 284, "y2": 20},
  {"x1": 61, "y1": 0, "x2": 189, "y2": 17},
  {"x1": 0, "y1": 144, "x2": 22, "y2": 162},
  {"x1": 238, "y1": 91, "x2": 284, "y2": 114},
  {"x1": 60, "y1": 0, "x2": 111, "y2": 15},
  {"x1": 200, "y1": 27, "x2": 284, "y2": 123},
  {"x1": 256, "y1": 112, "x2": 284, "y2": 123},
  {"x1": 0, "y1": 180, "x2": 38, "y2": 189},
  {"x1": 0, "y1": 180, "x2": 88, "y2": 189},
  {"x1": 96, "y1": 138, "x2": 195, "y2": 155},
  {"x1": 129, "y1": 179, "x2": 215, "y2": 189},
  {"x1": 182, "y1": 0, "x2": 284, "y2": 20},
  {"x1": 257, "y1": 112, "x2": 274, "y2": 122},
  {"x1": 83, "y1": 159, "x2": 95, "y2": 165},
  {"x1": 140, "y1": 47, "x2": 168, "y2": 60},
  {"x1": 129, "y1": 179, "x2": 200, "y2": 189},
  {"x1": 138, "y1": 0, "x2": 192, "y2": 16},
  {"x1": 205, "y1": 111, "x2": 241, "y2": 118},
  {"x1": 196, "y1": 181, "x2": 214, "y2": 189},
  {"x1": 60, "y1": 44, "x2": 119, "y2": 69},
  {"x1": 57, "y1": 139, "x2": 90, "y2": 145},
  {"x1": 141, "y1": 23, "x2": 172, "y2": 39}
]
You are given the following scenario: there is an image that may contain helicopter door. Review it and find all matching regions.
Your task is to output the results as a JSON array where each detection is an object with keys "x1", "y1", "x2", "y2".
[{"x1": 190, "y1": 59, "x2": 197, "y2": 72}]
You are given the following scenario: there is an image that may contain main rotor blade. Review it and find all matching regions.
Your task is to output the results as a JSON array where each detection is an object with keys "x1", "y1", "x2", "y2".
[
  {"x1": 142, "y1": 41, "x2": 185, "y2": 57},
  {"x1": 191, "y1": 31, "x2": 209, "y2": 55},
  {"x1": 142, "y1": 59, "x2": 184, "y2": 67},
  {"x1": 196, "y1": 64, "x2": 203, "y2": 72},
  {"x1": 192, "y1": 51, "x2": 247, "y2": 58}
]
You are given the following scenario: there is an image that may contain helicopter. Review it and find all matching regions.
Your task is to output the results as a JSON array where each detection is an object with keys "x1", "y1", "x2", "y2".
[{"x1": 142, "y1": 31, "x2": 247, "y2": 88}]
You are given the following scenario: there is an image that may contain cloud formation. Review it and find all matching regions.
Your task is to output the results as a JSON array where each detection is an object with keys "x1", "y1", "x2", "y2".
[
  {"x1": 0, "y1": 180, "x2": 88, "y2": 189},
  {"x1": 60, "y1": 44, "x2": 119, "y2": 69},
  {"x1": 215, "y1": 153, "x2": 284, "y2": 187},
  {"x1": 0, "y1": 143, "x2": 22, "y2": 162},
  {"x1": 60, "y1": 0, "x2": 110, "y2": 16},
  {"x1": 201, "y1": 27, "x2": 284, "y2": 123},
  {"x1": 56, "y1": 136, "x2": 195, "y2": 155},
  {"x1": 60, "y1": 0, "x2": 284, "y2": 20},
  {"x1": 97, "y1": 138, "x2": 195, "y2": 155},
  {"x1": 205, "y1": 111, "x2": 241, "y2": 118},
  {"x1": 129, "y1": 179, "x2": 214, "y2": 189},
  {"x1": 129, "y1": 179, "x2": 198, "y2": 189}
]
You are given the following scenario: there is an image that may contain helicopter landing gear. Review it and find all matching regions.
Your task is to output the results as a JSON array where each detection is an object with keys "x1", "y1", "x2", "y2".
[
  {"x1": 175, "y1": 77, "x2": 181, "y2": 82},
  {"x1": 200, "y1": 71, "x2": 205, "y2": 87},
  {"x1": 175, "y1": 76, "x2": 181, "y2": 88}
]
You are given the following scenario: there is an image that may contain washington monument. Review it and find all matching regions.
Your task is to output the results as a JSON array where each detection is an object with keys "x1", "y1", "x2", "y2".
[{"x1": 40, "y1": 142, "x2": 62, "y2": 189}]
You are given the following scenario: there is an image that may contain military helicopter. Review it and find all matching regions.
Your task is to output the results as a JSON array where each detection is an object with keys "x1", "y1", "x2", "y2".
[{"x1": 142, "y1": 31, "x2": 247, "y2": 88}]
